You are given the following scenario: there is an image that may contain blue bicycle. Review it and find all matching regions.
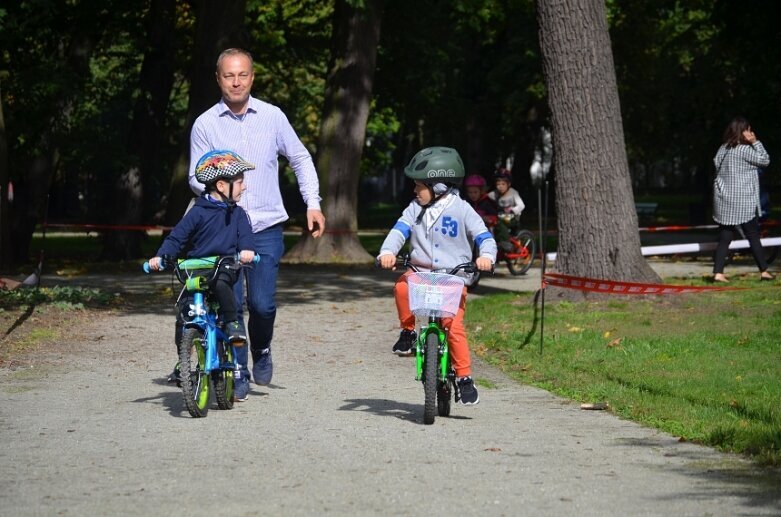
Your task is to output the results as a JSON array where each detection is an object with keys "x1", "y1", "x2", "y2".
[{"x1": 144, "y1": 255, "x2": 257, "y2": 417}]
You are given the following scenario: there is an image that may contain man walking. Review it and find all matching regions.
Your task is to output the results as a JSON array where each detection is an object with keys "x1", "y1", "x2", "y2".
[{"x1": 188, "y1": 48, "x2": 326, "y2": 401}]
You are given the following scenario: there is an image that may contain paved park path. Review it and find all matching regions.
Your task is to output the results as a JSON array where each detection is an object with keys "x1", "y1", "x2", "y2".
[{"x1": 1, "y1": 261, "x2": 780, "y2": 516}]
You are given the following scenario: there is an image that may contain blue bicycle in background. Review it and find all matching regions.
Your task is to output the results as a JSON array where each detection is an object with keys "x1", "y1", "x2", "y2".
[{"x1": 144, "y1": 255, "x2": 257, "y2": 417}]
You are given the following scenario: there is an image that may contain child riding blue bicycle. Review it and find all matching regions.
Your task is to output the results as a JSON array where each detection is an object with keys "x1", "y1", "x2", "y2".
[
  {"x1": 378, "y1": 146, "x2": 497, "y2": 405},
  {"x1": 147, "y1": 150, "x2": 256, "y2": 393}
]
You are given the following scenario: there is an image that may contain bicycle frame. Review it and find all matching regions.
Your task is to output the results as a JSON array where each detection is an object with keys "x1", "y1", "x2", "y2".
[{"x1": 184, "y1": 290, "x2": 234, "y2": 375}]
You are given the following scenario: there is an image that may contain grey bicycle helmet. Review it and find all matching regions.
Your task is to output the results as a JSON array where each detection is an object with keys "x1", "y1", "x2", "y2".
[{"x1": 404, "y1": 147, "x2": 465, "y2": 186}]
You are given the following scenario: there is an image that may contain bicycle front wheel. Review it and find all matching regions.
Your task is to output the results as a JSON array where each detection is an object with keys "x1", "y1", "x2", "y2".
[
  {"x1": 423, "y1": 331, "x2": 439, "y2": 425},
  {"x1": 179, "y1": 328, "x2": 210, "y2": 418},
  {"x1": 212, "y1": 339, "x2": 235, "y2": 410},
  {"x1": 506, "y1": 229, "x2": 536, "y2": 275}
]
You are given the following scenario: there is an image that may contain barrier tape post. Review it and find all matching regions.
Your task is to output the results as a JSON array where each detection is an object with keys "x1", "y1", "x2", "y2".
[{"x1": 538, "y1": 180, "x2": 550, "y2": 355}]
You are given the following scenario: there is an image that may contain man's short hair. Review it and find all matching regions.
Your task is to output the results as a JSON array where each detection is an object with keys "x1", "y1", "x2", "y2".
[{"x1": 216, "y1": 48, "x2": 254, "y2": 71}]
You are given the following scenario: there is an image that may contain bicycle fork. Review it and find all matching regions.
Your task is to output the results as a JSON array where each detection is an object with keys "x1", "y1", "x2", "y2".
[
  {"x1": 184, "y1": 292, "x2": 236, "y2": 374},
  {"x1": 415, "y1": 320, "x2": 450, "y2": 382}
]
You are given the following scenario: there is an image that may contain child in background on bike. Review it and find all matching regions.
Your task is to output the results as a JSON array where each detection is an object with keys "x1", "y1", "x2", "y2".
[
  {"x1": 378, "y1": 147, "x2": 497, "y2": 405},
  {"x1": 488, "y1": 168, "x2": 525, "y2": 251},
  {"x1": 148, "y1": 149, "x2": 256, "y2": 344},
  {"x1": 463, "y1": 173, "x2": 498, "y2": 228}
]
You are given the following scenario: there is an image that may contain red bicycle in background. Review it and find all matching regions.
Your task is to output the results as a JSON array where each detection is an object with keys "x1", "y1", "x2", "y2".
[{"x1": 471, "y1": 218, "x2": 536, "y2": 289}]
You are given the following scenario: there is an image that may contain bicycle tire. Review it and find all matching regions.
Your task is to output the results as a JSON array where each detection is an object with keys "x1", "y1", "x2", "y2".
[
  {"x1": 506, "y1": 229, "x2": 536, "y2": 275},
  {"x1": 179, "y1": 327, "x2": 210, "y2": 418},
  {"x1": 212, "y1": 339, "x2": 235, "y2": 410},
  {"x1": 423, "y1": 331, "x2": 439, "y2": 425},
  {"x1": 437, "y1": 375, "x2": 452, "y2": 417}
]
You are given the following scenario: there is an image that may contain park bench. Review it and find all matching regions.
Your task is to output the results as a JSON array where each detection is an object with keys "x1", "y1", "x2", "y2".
[{"x1": 635, "y1": 202, "x2": 658, "y2": 221}]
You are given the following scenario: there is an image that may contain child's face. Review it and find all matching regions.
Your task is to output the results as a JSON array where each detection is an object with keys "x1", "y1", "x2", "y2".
[
  {"x1": 495, "y1": 179, "x2": 510, "y2": 195},
  {"x1": 414, "y1": 181, "x2": 433, "y2": 205},
  {"x1": 465, "y1": 186, "x2": 482, "y2": 202},
  {"x1": 216, "y1": 175, "x2": 246, "y2": 201}
]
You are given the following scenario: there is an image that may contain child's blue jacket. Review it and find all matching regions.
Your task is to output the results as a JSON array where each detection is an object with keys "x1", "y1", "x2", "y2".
[{"x1": 156, "y1": 195, "x2": 254, "y2": 259}]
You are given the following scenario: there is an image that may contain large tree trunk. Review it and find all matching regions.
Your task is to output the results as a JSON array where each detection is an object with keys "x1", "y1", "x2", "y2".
[
  {"x1": 284, "y1": 0, "x2": 384, "y2": 264},
  {"x1": 536, "y1": 0, "x2": 659, "y2": 286},
  {"x1": 101, "y1": 0, "x2": 176, "y2": 260},
  {"x1": 163, "y1": 0, "x2": 248, "y2": 227},
  {"x1": 10, "y1": 32, "x2": 95, "y2": 266}
]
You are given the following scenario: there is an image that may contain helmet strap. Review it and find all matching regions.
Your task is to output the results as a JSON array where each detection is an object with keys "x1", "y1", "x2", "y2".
[{"x1": 211, "y1": 180, "x2": 237, "y2": 210}]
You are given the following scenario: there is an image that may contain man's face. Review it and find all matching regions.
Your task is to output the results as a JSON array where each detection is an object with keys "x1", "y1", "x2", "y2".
[{"x1": 216, "y1": 54, "x2": 254, "y2": 112}]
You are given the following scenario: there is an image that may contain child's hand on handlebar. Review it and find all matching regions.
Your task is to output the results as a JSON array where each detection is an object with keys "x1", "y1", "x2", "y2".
[
  {"x1": 475, "y1": 257, "x2": 493, "y2": 272},
  {"x1": 239, "y1": 250, "x2": 255, "y2": 264},
  {"x1": 378, "y1": 254, "x2": 397, "y2": 270},
  {"x1": 148, "y1": 256, "x2": 163, "y2": 271}
]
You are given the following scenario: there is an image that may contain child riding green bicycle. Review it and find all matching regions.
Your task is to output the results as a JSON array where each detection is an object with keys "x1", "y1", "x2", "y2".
[{"x1": 377, "y1": 146, "x2": 497, "y2": 405}]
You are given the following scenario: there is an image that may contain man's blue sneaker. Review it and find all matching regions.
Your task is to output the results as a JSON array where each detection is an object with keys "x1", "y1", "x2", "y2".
[
  {"x1": 252, "y1": 348, "x2": 273, "y2": 386},
  {"x1": 233, "y1": 371, "x2": 250, "y2": 402}
]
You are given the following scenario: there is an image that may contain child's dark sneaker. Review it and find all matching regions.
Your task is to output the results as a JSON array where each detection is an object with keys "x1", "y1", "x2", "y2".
[
  {"x1": 392, "y1": 329, "x2": 417, "y2": 356},
  {"x1": 499, "y1": 240, "x2": 514, "y2": 252},
  {"x1": 226, "y1": 321, "x2": 247, "y2": 345},
  {"x1": 457, "y1": 376, "x2": 479, "y2": 405}
]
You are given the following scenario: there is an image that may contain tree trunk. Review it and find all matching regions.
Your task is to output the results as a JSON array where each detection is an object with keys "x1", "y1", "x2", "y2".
[
  {"x1": 163, "y1": 0, "x2": 248, "y2": 227},
  {"x1": 101, "y1": 0, "x2": 176, "y2": 260},
  {"x1": 536, "y1": 0, "x2": 659, "y2": 288},
  {"x1": 284, "y1": 0, "x2": 384, "y2": 264},
  {"x1": 10, "y1": 31, "x2": 95, "y2": 266}
]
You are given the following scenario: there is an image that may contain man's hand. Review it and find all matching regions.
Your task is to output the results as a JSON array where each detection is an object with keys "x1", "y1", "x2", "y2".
[
  {"x1": 476, "y1": 257, "x2": 493, "y2": 272},
  {"x1": 307, "y1": 209, "x2": 326, "y2": 238},
  {"x1": 378, "y1": 254, "x2": 396, "y2": 270},
  {"x1": 239, "y1": 250, "x2": 255, "y2": 264}
]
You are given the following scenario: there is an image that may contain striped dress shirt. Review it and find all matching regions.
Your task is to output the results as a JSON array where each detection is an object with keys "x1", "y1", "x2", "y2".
[{"x1": 189, "y1": 96, "x2": 321, "y2": 233}]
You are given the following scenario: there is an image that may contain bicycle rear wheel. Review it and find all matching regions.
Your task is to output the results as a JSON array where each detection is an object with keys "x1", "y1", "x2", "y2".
[
  {"x1": 506, "y1": 229, "x2": 536, "y2": 275},
  {"x1": 212, "y1": 339, "x2": 235, "y2": 410},
  {"x1": 423, "y1": 331, "x2": 439, "y2": 425},
  {"x1": 179, "y1": 328, "x2": 210, "y2": 418}
]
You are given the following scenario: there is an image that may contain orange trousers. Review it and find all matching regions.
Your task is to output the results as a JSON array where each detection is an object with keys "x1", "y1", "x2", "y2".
[{"x1": 394, "y1": 271, "x2": 471, "y2": 377}]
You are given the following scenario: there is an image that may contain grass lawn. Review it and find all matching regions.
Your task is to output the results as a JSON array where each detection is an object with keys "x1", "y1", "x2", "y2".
[{"x1": 466, "y1": 278, "x2": 781, "y2": 466}]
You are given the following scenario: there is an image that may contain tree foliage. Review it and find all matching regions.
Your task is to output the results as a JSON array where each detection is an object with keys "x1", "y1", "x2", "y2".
[{"x1": 1, "y1": 0, "x2": 779, "y2": 267}]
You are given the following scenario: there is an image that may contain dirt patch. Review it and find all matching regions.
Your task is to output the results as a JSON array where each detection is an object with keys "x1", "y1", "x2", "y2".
[{"x1": 0, "y1": 305, "x2": 98, "y2": 367}]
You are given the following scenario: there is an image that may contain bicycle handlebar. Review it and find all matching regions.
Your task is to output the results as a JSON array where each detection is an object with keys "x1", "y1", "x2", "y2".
[
  {"x1": 143, "y1": 254, "x2": 260, "y2": 273},
  {"x1": 376, "y1": 254, "x2": 488, "y2": 275}
]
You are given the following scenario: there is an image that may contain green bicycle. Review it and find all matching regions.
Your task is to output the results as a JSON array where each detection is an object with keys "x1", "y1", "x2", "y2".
[{"x1": 398, "y1": 257, "x2": 478, "y2": 425}]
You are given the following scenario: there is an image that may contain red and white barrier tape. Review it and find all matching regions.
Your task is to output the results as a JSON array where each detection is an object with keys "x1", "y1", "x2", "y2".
[{"x1": 543, "y1": 273, "x2": 737, "y2": 294}]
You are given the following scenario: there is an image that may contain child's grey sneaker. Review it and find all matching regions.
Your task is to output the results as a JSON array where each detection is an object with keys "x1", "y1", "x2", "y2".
[
  {"x1": 392, "y1": 329, "x2": 417, "y2": 356},
  {"x1": 457, "y1": 376, "x2": 480, "y2": 405},
  {"x1": 252, "y1": 348, "x2": 273, "y2": 386}
]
